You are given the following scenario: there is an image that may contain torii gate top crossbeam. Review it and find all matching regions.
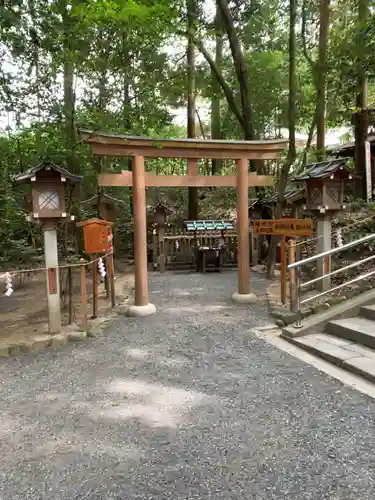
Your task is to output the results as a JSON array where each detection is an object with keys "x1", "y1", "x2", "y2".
[{"x1": 79, "y1": 130, "x2": 288, "y2": 160}]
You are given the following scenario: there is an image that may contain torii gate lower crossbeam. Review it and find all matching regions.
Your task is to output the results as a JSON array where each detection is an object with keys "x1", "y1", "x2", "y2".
[{"x1": 79, "y1": 130, "x2": 288, "y2": 316}]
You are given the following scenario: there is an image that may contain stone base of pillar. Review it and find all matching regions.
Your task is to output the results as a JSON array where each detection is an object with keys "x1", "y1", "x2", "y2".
[
  {"x1": 231, "y1": 292, "x2": 257, "y2": 304},
  {"x1": 125, "y1": 303, "x2": 156, "y2": 317}
]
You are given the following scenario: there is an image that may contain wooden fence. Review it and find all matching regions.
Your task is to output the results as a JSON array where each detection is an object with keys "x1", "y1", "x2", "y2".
[{"x1": 150, "y1": 224, "x2": 258, "y2": 271}]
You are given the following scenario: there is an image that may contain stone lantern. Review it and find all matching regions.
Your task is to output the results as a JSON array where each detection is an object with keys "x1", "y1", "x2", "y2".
[
  {"x1": 14, "y1": 161, "x2": 82, "y2": 333},
  {"x1": 292, "y1": 157, "x2": 352, "y2": 291}
]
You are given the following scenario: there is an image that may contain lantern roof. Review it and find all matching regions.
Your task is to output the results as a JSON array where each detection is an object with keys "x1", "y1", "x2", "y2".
[
  {"x1": 13, "y1": 161, "x2": 82, "y2": 185},
  {"x1": 153, "y1": 200, "x2": 172, "y2": 211},
  {"x1": 292, "y1": 157, "x2": 351, "y2": 182}
]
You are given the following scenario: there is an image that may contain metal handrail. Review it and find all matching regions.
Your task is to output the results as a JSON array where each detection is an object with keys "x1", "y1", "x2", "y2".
[
  {"x1": 301, "y1": 253, "x2": 375, "y2": 289},
  {"x1": 288, "y1": 233, "x2": 375, "y2": 269},
  {"x1": 288, "y1": 233, "x2": 375, "y2": 328}
]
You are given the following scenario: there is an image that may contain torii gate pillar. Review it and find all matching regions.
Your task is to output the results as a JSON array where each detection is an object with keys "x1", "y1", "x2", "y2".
[
  {"x1": 232, "y1": 159, "x2": 257, "y2": 304},
  {"x1": 126, "y1": 155, "x2": 156, "y2": 317}
]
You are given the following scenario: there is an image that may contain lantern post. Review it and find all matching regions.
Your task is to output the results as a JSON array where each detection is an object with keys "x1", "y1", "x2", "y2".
[
  {"x1": 292, "y1": 159, "x2": 352, "y2": 292},
  {"x1": 14, "y1": 161, "x2": 82, "y2": 333}
]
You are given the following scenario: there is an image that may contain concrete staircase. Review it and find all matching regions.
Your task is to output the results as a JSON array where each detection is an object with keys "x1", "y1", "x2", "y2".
[{"x1": 284, "y1": 304, "x2": 375, "y2": 383}]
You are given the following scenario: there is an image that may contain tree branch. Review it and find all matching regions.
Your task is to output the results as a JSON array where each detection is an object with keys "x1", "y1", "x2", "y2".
[
  {"x1": 217, "y1": 0, "x2": 254, "y2": 140},
  {"x1": 193, "y1": 37, "x2": 245, "y2": 130}
]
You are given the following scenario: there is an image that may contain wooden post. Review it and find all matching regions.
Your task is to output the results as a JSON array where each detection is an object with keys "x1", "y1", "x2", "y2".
[
  {"x1": 251, "y1": 229, "x2": 258, "y2": 266},
  {"x1": 92, "y1": 254, "x2": 98, "y2": 318},
  {"x1": 133, "y1": 155, "x2": 149, "y2": 306},
  {"x1": 288, "y1": 239, "x2": 296, "y2": 311},
  {"x1": 188, "y1": 159, "x2": 199, "y2": 220},
  {"x1": 280, "y1": 236, "x2": 287, "y2": 305},
  {"x1": 294, "y1": 205, "x2": 302, "y2": 262},
  {"x1": 104, "y1": 256, "x2": 110, "y2": 299},
  {"x1": 108, "y1": 252, "x2": 116, "y2": 307},
  {"x1": 152, "y1": 228, "x2": 158, "y2": 270},
  {"x1": 68, "y1": 266, "x2": 73, "y2": 324},
  {"x1": 158, "y1": 225, "x2": 166, "y2": 273},
  {"x1": 316, "y1": 215, "x2": 331, "y2": 291},
  {"x1": 43, "y1": 223, "x2": 61, "y2": 333},
  {"x1": 235, "y1": 158, "x2": 251, "y2": 297},
  {"x1": 80, "y1": 258, "x2": 88, "y2": 330}
]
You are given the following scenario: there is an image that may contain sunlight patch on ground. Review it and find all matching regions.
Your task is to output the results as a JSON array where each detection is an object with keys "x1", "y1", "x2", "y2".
[
  {"x1": 126, "y1": 347, "x2": 188, "y2": 367},
  {"x1": 163, "y1": 304, "x2": 234, "y2": 314},
  {"x1": 95, "y1": 379, "x2": 217, "y2": 428},
  {"x1": 126, "y1": 348, "x2": 150, "y2": 360}
]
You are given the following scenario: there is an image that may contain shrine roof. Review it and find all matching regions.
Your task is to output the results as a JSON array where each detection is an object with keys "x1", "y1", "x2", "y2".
[
  {"x1": 82, "y1": 193, "x2": 125, "y2": 205},
  {"x1": 292, "y1": 158, "x2": 351, "y2": 181},
  {"x1": 79, "y1": 129, "x2": 288, "y2": 160},
  {"x1": 14, "y1": 161, "x2": 82, "y2": 184},
  {"x1": 326, "y1": 134, "x2": 375, "y2": 155},
  {"x1": 248, "y1": 198, "x2": 261, "y2": 209},
  {"x1": 184, "y1": 220, "x2": 235, "y2": 231},
  {"x1": 263, "y1": 188, "x2": 306, "y2": 204}
]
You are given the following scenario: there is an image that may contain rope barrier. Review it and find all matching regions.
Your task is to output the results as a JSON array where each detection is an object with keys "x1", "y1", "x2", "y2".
[
  {"x1": 1, "y1": 251, "x2": 114, "y2": 277},
  {"x1": 2, "y1": 213, "x2": 375, "y2": 277}
]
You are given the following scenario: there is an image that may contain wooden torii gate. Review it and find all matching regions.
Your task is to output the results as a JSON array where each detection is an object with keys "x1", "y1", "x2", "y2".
[{"x1": 79, "y1": 130, "x2": 287, "y2": 316}]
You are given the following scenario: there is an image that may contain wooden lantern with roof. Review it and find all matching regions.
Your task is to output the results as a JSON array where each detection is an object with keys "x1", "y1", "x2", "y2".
[
  {"x1": 14, "y1": 161, "x2": 82, "y2": 224},
  {"x1": 292, "y1": 158, "x2": 352, "y2": 214}
]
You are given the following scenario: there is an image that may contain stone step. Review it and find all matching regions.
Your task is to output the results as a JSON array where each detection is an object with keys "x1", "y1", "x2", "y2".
[
  {"x1": 360, "y1": 304, "x2": 375, "y2": 321},
  {"x1": 325, "y1": 317, "x2": 375, "y2": 349},
  {"x1": 286, "y1": 333, "x2": 375, "y2": 384}
]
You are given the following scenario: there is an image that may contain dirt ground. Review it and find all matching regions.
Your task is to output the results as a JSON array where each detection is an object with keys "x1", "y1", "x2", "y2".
[{"x1": 0, "y1": 260, "x2": 134, "y2": 345}]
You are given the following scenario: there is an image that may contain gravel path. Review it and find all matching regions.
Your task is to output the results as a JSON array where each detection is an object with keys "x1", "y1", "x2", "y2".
[{"x1": 1, "y1": 270, "x2": 375, "y2": 499}]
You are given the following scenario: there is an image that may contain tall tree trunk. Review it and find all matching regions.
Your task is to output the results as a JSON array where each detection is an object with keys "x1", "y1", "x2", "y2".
[
  {"x1": 187, "y1": 0, "x2": 199, "y2": 219},
  {"x1": 217, "y1": 0, "x2": 253, "y2": 140},
  {"x1": 267, "y1": 0, "x2": 297, "y2": 278},
  {"x1": 211, "y1": 1, "x2": 223, "y2": 175},
  {"x1": 217, "y1": 0, "x2": 263, "y2": 174},
  {"x1": 96, "y1": 35, "x2": 109, "y2": 217},
  {"x1": 122, "y1": 37, "x2": 133, "y2": 217},
  {"x1": 315, "y1": 0, "x2": 330, "y2": 159},
  {"x1": 28, "y1": 0, "x2": 41, "y2": 122},
  {"x1": 60, "y1": 1, "x2": 76, "y2": 254},
  {"x1": 301, "y1": 113, "x2": 316, "y2": 168},
  {"x1": 354, "y1": 0, "x2": 369, "y2": 199},
  {"x1": 61, "y1": 1, "x2": 76, "y2": 174}
]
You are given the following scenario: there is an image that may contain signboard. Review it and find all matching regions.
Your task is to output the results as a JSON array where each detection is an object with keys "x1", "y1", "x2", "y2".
[
  {"x1": 365, "y1": 141, "x2": 372, "y2": 204},
  {"x1": 47, "y1": 267, "x2": 57, "y2": 295},
  {"x1": 253, "y1": 219, "x2": 313, "y2": 237}
]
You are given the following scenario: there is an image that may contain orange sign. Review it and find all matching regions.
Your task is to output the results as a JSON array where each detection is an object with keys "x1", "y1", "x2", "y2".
[{"x1": 253, "y1": 219, "x2": 313, "y2": 236}]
